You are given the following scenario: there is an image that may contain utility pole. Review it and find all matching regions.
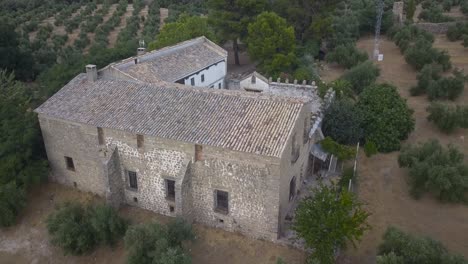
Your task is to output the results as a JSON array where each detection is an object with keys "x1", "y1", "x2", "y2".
[{"x1": 373, "y1": 0, "x2": 385, "y2": 60}]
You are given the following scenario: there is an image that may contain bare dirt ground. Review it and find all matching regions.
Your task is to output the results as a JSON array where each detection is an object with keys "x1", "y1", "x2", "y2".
[
  {"x1": 0, "y1": 183, "x2": 305, "y2": 264},
  {"x1": 107, "y1": 5, "x2": 133, "y2": 48},
  {"x1": 321, "y1": 36, "x2": 468, "y2": 263}
]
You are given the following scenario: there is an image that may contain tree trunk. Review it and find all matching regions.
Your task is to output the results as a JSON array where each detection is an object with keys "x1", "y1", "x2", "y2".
[{"x1": 233, "y1": 38, "x2": 240, "y2": 65}]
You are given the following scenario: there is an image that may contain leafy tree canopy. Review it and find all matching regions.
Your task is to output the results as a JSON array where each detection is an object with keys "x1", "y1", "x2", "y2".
[
  {"x1": 125, "y1": 219, "x2": 194, "y2": 264},
  {"x1": 398, "y1": 140, "x2": 468, "y2": 202},
  {"x1": 322, "y1": 99, "x2": 363, "y2": 145},
  {"x1": 357, "y1": 83, "x2": 415, "y2": 152},
  {"x1": 294, "y1": 184, "x2": 370, "y2": 264},
  {"x1": 148, "y1": 14, "x2": 218, "y2": 50},
  {"x1": 377, "y1": 226, "x2": 468, "y2": 264},
  {"x1": 246, "y1": 11, "x2": 296, "y2": 77}
]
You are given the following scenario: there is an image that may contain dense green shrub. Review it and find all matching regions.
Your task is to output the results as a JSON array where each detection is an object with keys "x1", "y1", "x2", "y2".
[
  {"x1": 419, "y1": 4, "x2": 453, "y2": 23},
  {"x1": 338, "y1": 167, "x2": 355, "y2": 191},
  {"x1": 322, "y1": 99, "x2": 363, "y2": 145},
  {"x1": 427, "y1": 74, "x2": 465, "y2": 100},
  {"x1": 404, "y1": 38, "x2": 451, "y2": 71},
  {"x1": 326, "y1": 44, "x2": 368, "y2": 69},
  {"x1": 357, "y1": 83, "x2": 415, "y2": 152},
  {"x1": 124, "y1": 219, "x2": 194, "y2": 264},
  {"x1": 342, "y1": 61, "x2": 380, "y2": 94},
  {"x1": 411, "y1": 64, "x2": 442, "y2": 96},
  {"x1": 364, "y1": 141, "x2": 378, "y2": 157},
  {"x1": 47, "y1": 202, "x2": 127, "y2": 255},
  {"x1": 89, "y1": 204, "x2": 128, "y2": 246},
  {"x1": 398, "y1": 140, "x2": 468, "y2": 202},
  {"x1": 0, "y1": 182, "x2": 26, "y2": 227},
  {"x1": 427, "y1": 102, "x2": 468, "y2": 132},
  {"x1": 378, "y1": 226, "x2": 468, "y2": 263},
  {"x1": 319, "y1": 137, "x2": 357, "y2": 160},
  {"x1": 47, "y1": 202, "x2": 97, "y2": 255}
]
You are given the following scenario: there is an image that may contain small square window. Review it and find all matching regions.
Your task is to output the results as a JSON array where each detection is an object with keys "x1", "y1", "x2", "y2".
[
  {"x1": 97, "y1": 127, "x2": 104, "y2": 145},
  {"x1": 137, "y1": 134, "x2": 144, "y2": 148},
  {"x1": 190, "y1": 77, "x2": 195, "y2": 86},
  {"x1": 169, "y1": 205, "x2": 175, "y2": 212},
  {"x1": 65, "y1": 156, "x2": 75, "y2": 171},
  {"x1": 215, "y1": 190, "x2": 229, "y2": 214},
  {"x1": 128, "y1": 171, "x2": 138, "y2": 190},
  {"x1": 201, "y1": 74, "x2": 205, "y2": 82},
  {"x1": 133, "y1": 197, "x2": 138, "y2": 203},
  {"x1": 165, "y1": 179, "x2": 175, "y2": 201},
  {"x1": 218, "y1": 83, "x2": 221, "y2": 89}
]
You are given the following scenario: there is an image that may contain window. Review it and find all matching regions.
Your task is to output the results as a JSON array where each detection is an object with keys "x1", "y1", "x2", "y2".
[
  {"x1": 97, "y1": 127, "x2": 104, "y2": 145},
  {"x1": 165, "y1": 179, "x2": 175, "y2": 201},
  {"x1": 65, "y1": 156, "x2": 75, "y2": 171},
  {"x1": 195, "y1": 145, "x2": 203, "y2": 161},
  {"x1": 201, "y1": 74, "x2": 205, "y2": 82},
  {"x1": 289, "y1": 176, "x2": 296, "y2": 201},
  {"x1": 190, "y1": 77, "x2": 195, "y2": 86},
  {"x1": 291, "y1": 133, "x2": 299, "y2": 163},
  {"x1": 215, "y1": 190, "x2": 229, "y2": 214},
  {"x1": 137, "y1": 134, "x2": 144, "y2": 148},
  {"x1": 218, "y1": 83, "x2": 221, "y2": 89},
  {"x1": 251, "y1": 75, "x2": 256, "y2": 84},
  {"x1": 128, "y1": 171, "x2": 138, "y2": 190},
  {"x1": 303, "y1": 117, "x2": 310, "y2": 144}
]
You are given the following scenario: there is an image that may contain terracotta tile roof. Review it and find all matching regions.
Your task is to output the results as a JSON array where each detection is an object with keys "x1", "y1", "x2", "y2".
[
  {"x1": 111, "y1": 37, "x2": 227, "y2": 83},
  {"x1": 35, "y1": 75, "x2": 306, "y2": 158}
]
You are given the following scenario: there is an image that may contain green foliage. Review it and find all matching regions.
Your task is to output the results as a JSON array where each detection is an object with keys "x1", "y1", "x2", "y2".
[
  {"x1": 427, "y1": 102, "x2": 468, "y2": 133},
  {"x1": 246, "y1": 12, "x2": 296, "y2": 77},
  {"x1": 46, "y1": 202, "x2": 97, "y2": 255},
  {"x1": 328, "y1": 79, "x2": 355, "y2": 100},
  {"x1": 427, "y1": 74, "x2": 465, "y2": 100},
  {"x1": 322, "y1": 99, "x2": 363, "y2": 145},
  {"x1": 148, "y1": 14, "x2": 218, "y2": 50},
  {"x1": 378, "y1": 226, "x2": 468, "y2": 263},
  {"x1": 326, "y1": 44, "x2": 368, "y2": 69},
  {"x1": 404, "y1": 39, "x2": 451, "y2": 71},
  {"x1": 89, "y1": 204, "x2": 128, "y2": 247},
  {"x1": 398, "y1": 140, "x2": 468, "y2": 202},
  {"x1": 364, "y1": 141, "x2": 378, "y2": 157},
  {"x1": 338, "y1": 167, "x2": 355, "y2": 191},
  {"x1": 293, "y1": 184, "x2": 370, "y2": 264},
  {"x1": 342, "y1": 61, "x2": 380, "y2": 94},
  {"x1": 124, "y1": 219, "x2": 194, "y2": 264},
  {"x1": 207, "y1": 0, "x2": 268, "y2": 64},
  {"x1": 411, "y1": 64, "x2": 442, "y2": 96},
  {"x1": 0, "y1": 182, "x2": 26, "y2": 227},
  {"x1": 319, "y1": 137, "x2": 357, "y2": 161},
  {"x1": 419, "y1": 3, "x2": 453, "y2": 23},
  {"x1": 357, "y1": 83, "x2": 415, "y2": 152},
  {"x1": 47, "y1": 202, "x2": 127, "y2": 255},
  {"x1": 406, "y1": 0, "x2": 416, "y2": 21}
]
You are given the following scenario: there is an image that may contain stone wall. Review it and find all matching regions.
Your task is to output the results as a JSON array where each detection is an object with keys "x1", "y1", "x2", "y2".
[
  {"x1": 38, "y1": 109, "x2": 310, "y2": 241},
  {"x1": 414, "y1": 22, "x2": 456, "y2": 34},
  {"x1": 38, "y1": 115, "x2": 107, "y2": 196}
]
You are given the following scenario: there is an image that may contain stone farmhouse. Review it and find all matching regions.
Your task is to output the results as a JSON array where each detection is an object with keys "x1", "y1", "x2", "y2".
[{"x1": 35, "y1": 37, "x2": 329, "y2": 241}]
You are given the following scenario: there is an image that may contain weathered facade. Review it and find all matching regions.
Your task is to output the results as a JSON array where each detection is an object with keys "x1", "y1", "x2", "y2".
[{"x1": 35, "y1": 37, "x2": 325, "y2": 241}]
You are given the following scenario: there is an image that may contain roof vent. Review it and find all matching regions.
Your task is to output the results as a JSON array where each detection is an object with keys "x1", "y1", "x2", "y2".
[
  {"x1": 85, "y1": 64, "x2": 97, "y2": 82},
  {"x1": 137, "y1": 47, "x2": 146, "y2": 56}
]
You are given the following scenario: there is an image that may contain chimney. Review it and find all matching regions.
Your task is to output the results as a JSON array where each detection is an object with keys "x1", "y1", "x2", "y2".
[
  {"x1": 85, "y1": 64, "x2": 97, "y2": 82},
  {"x1": 137, "y1": 47, "x2": 146, "y2": 56}
]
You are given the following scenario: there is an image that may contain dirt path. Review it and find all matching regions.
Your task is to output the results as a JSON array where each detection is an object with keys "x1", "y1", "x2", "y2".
[
  {"x1": 108, "y1": 4, "x2": 133, "y2": 48},
  {"x1": 325, "y1": 36, "x2": 468, "y2": 263},
  {"x1": 0, "y1": 183, "x2": 305, "y2": 264}
]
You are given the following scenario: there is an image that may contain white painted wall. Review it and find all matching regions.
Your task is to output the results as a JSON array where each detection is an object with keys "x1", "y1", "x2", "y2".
[
  {"x1": 183, "y1": 60, "x2": 226, "y2": 89},
  {"x1": 240, "y1": 75, "x2": 269, "y2": 92}
]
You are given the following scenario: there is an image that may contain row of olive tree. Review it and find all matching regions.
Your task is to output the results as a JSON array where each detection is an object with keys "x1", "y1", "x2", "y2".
[{"x1": 47, "y1": 201, "x2": 194, "y2": 263}]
